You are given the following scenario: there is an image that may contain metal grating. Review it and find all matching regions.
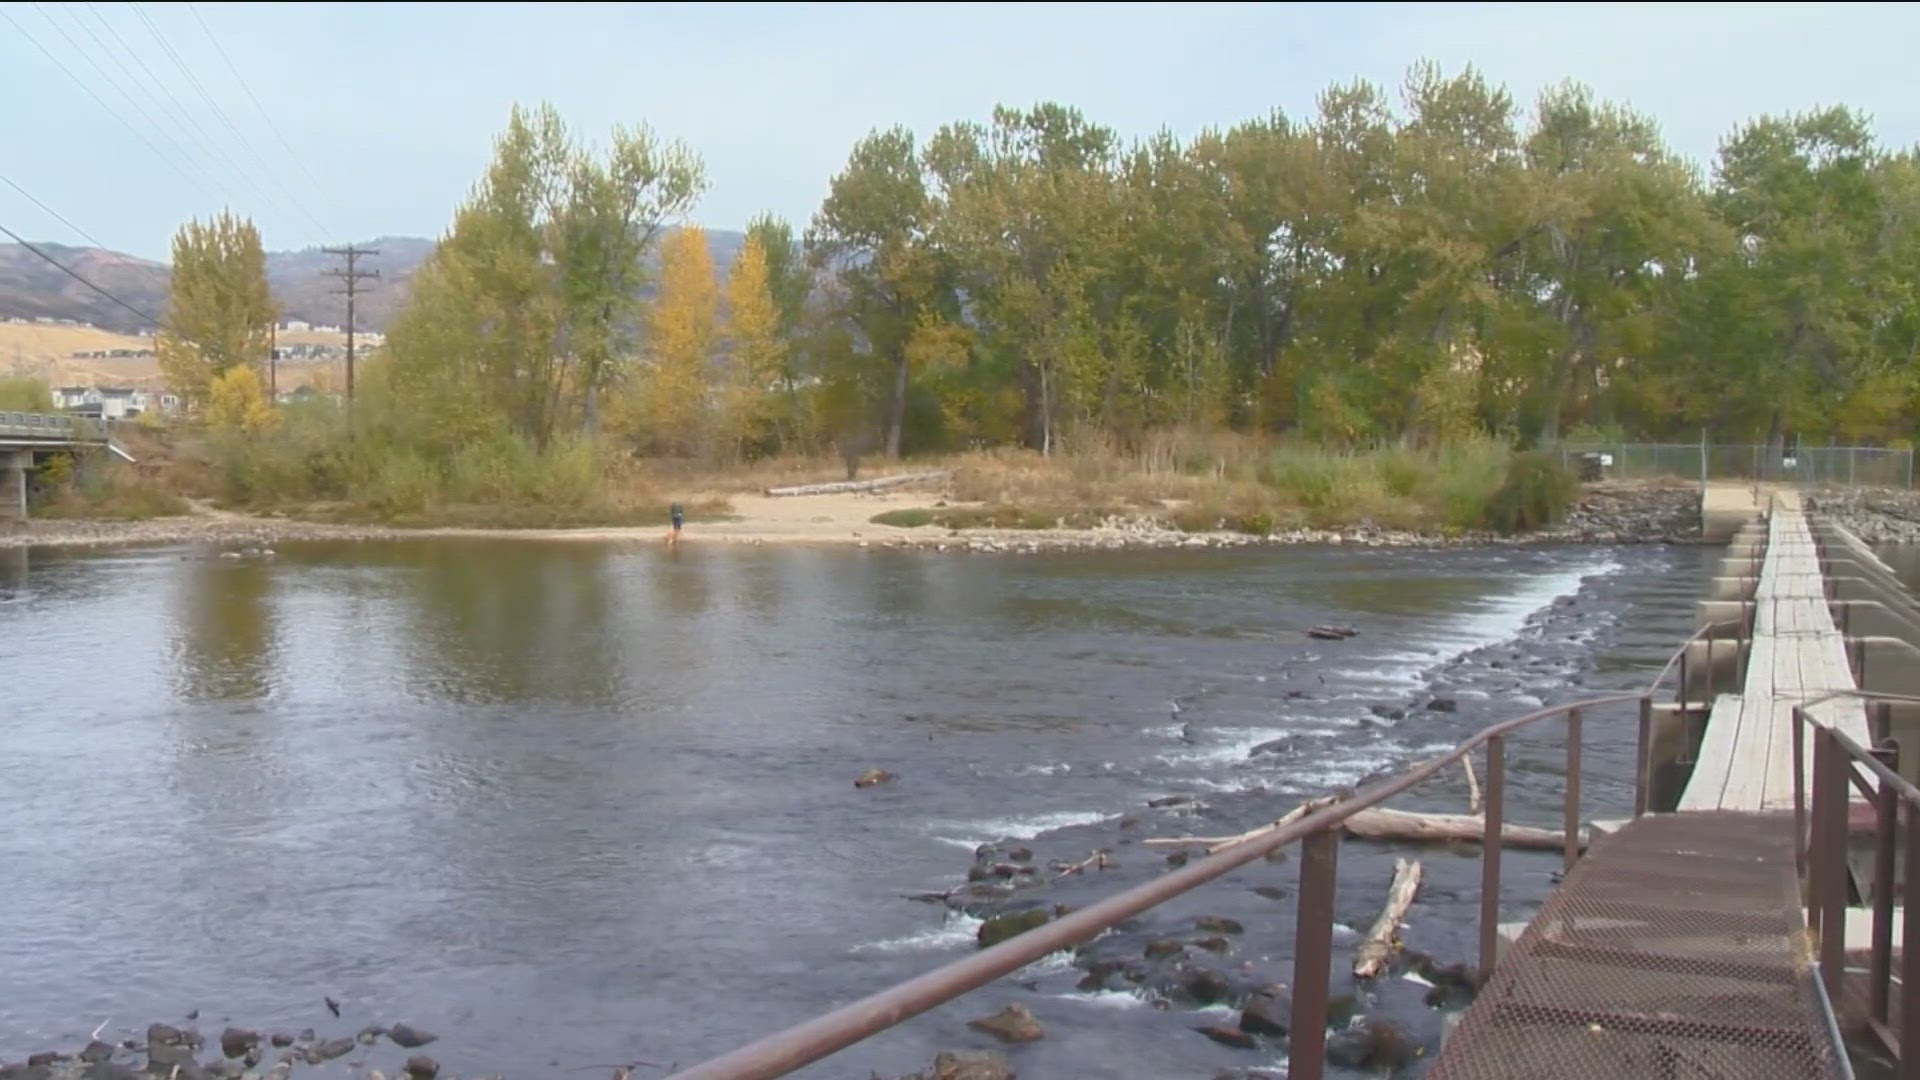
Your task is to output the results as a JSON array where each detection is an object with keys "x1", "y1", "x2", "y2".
[{"x1": 1429, "y1": 811, "x2": 1850, "y2": 1079}]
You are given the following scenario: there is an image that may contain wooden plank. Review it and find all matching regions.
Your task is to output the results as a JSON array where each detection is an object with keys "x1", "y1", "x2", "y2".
[{"x1": 1679, "y1": 693, "x2": 1747, "y2": 810}]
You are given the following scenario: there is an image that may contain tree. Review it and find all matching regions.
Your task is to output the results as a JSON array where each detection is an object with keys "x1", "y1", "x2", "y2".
[
  {"x1": 206, "y1": 365, "x2": 276, "y2": 434},
  {"x1": 808, "y1": 127, "x2": 947, "y2": 457},
  {"x1": 637, "y1": 225, "x2": 718, "y2": 454},
  {"x1": 721, "y1": 233, "x2": 785, "y2": 455},
  {"x1": 745, "y1": 213, "x2": 814, "y2": 443},
  {"x1": 158, "y1": 212, "x2": 275, "y2": 407},
  {"x1": 381, "y1": 103, "x2": 704, "y2": 448}
]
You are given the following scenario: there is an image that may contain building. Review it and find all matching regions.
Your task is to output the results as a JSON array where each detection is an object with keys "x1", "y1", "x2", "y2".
[{"x1": 52, "y1": 385, "x2": 177, "y2": 419}]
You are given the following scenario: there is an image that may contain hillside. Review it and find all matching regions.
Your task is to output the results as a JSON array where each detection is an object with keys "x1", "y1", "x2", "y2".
[{"x1": 0, "y1": 227, "x2": 746, "y2": 336}]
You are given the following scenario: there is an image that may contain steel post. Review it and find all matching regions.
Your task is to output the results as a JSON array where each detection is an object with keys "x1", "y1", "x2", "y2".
[
  {"x1": 1480, "y1": 735, "x2": 1506, "y2": 977},
  {"x1": 1288, "y1": 830, "x2": 1339, "y2": 1080}
]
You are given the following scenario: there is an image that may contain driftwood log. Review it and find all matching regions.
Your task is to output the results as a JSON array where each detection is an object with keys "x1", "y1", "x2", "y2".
[
  {"x1": 764, "y1": 471, "x2": 950, "y2": 497},
  {"x1": 1463, "y1": 755, "x2": 1482, "y2": 814},
  {"x1": 1353, "y1": 857, "x2": 1424, "y2": 978},
  {"x1": 1143, "y1": 799, "x2": 1574, "y2": 854}
]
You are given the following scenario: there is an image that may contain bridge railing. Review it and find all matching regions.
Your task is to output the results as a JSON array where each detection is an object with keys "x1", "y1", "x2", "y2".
[
  {"x1": 0, "y1": 411, "x2": 110, "y2": 442},
  {"x1": 1559, "y1": 442, "x2": 1915, "y2": 488},
  {"x1": 1793, "y1": 689, "x2": 1920, "y2": 1070},
  {"x1": 664, "y1": 627, "x2": 1718, "y2": 1080}
]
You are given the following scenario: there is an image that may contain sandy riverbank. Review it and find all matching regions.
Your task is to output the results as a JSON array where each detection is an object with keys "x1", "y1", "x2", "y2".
[{"x1": 0, "y1": 480, "x2": 1710, "y2": 553}]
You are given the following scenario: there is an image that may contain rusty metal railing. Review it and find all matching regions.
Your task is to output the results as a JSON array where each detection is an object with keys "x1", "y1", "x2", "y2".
[
  {"x1": 666, "y1": 634, "x2": 1712, "y2": 1079},
  {"x1": 1792, "y1": 690, "x2": 1920, "y2": 1072}
]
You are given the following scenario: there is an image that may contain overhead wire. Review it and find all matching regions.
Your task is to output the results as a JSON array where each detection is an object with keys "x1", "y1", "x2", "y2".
[
  {"x1": 0, "y1": 219, "x2": 167, "y2": 329},
  {"x1": 0, "y1": 4, "x2": 226, "y2": 205},
  {"x1": 184, "y1": 0, "x2": 340, "y2": 232},
  {"x1": 124, "y1": 0, "x2": 332, "y2": 237}
]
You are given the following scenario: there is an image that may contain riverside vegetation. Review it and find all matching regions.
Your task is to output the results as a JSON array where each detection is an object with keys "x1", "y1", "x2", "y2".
[{"x1": 20, "y1": 64, "x2": 1920, "y2": 533}]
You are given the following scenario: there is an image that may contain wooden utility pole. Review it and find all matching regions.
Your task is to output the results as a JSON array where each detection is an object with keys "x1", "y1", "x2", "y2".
[
  {"x1": 321, "y1": 245, "x2": 379, "y2": 409},
  {"x1": 268, "y1": 321, "x2": 277, "y2": 400}
]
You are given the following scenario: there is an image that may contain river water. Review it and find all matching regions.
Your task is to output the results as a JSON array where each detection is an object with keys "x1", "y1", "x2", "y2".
[{"x1": 0, "y1": 539, "x2": 1715, "y2": 1077}]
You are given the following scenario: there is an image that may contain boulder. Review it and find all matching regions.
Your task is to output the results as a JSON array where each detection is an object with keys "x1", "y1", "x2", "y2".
[
  {"x1": 306, "y1": 1037, "x2": 355, "y2": 1063},
  {"x1": 1143, "y1": 939, "x2": 1184, "y2": 960},
  {"x1": 1193, "y1": 915, "x2": 1244, "y2": 934},
  {"x1": 1192, "y1": 1024, "x2": 1257, "y2": 1049},
  {"x1": 1325, "y1": 1018, "x2": 1414, "y2": 1071},
  {"x1": 144, "y1": 1026, "x2": 183, "y2": 1050},
  {"x1": 82, "y1": 1064, "x2": 143, "y2": 1080},
  {"x1": 267, "y1": 1033, "x2": 293, "y2": 1049},
  {"x1": 357, "y1": 1026, "x2": 388, "y2": 1046},
  {"x1": 80, "y1": 1041, "x2": 115, "y2": 1064},
  {"x1": 930, "y1": 1050, "x2": 1015, "y2": 1080},
  {"x1": 144, "y1": 1043, "x2": 205, "y2": 1080},
  {"x1": 1239, "y1": 984, "x2": 1290, "y2": 1036},
  {"x1": 404, "y1": 1055, "x2": 439, "y2": 1079},
  {"x1": 26, "y1": 1054, "x2": 67, "y2": 1068},
  {"x1": 386, "y1": 1024, "x2": 438, "y2": 1049},
  {"x1": 1426, "y1": 697, "x2": 1458, "y2": 713},
  {"x1": 854, "y1": 768, "x2": 896, "y2": 789},
  {"x1": 965, "y1": 1003, "x2": 1043, "y2": 1044},
  {"x1": 976, "y1": 908, "x2": 1050, "y2": 949},
  {"x1": 218, "y1": 1029, "x2": 258, "y2": 1060}
]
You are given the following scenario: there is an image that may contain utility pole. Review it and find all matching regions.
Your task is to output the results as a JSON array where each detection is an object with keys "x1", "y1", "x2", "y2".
[
  {"x1": 321, "y1": 245, "x2": 379, "y2": 410},
  {"x1": 268, "y1": 321, "x2": 277, "y2": 400}
]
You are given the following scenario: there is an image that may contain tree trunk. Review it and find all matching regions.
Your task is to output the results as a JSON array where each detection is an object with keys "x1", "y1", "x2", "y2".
[{"x1": 885, "y1": 348, "x2": 909, "y2": 458}]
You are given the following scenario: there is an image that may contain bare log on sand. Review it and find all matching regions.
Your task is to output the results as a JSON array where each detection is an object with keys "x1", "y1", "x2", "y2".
[
  {"x1": 764, "y1": 471, "x2": 950, "y2": 497},
  {"x1": 1462, "y1": 755, "x2": 1482, "y2": 814},
  {"x1": 1354, "y1": 857, "x2": 1424, "y2": 978}
]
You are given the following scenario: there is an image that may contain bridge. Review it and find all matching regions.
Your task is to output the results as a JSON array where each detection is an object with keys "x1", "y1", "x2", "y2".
[
  {"x1": 657, "y1": 494, "x2": 1920, "y2": 1079},
  {"x1": 0, "y1": 410, "x2": 127, "y2": 520}
]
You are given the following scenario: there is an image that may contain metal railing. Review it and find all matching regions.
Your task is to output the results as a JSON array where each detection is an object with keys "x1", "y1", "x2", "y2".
[
  {"x1": 667, "y1": 633, "x2": 1715, "y2": 1079},
  {"x1": 1793, "y1": 690, "x2": 1920, "y2": 1071},
  {"x1": 0, "y1": 411, "x2": 108, "y2": 442},
  {"x1": 1560, "y1": 442, "x2": 1916, "y2": 488}
]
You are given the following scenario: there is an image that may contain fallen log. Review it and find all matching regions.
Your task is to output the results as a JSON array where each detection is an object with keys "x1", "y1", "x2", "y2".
[
  {"x1": 1354, "y1": 857, "x2": 1423, "y2": 978},
  {"x1": 1463, "y1": 755, "x2": 1482, "y2": 814},
  {"x1": 765, "y1": 471, "x2": 950, "y2": 497},
  {"x1": 1049, "y1": 849, "x2": 1114, "y2": 882},
  {"x1": 1142, "y1": 800, "x2": 1574, "y2": 854},
  {"x1": 1307, "y1": 625, "x2": 1358, "y2": 640}
]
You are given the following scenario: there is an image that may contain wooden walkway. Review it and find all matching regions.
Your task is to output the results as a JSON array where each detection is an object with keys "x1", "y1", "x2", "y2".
[{"x1": 1679, "y1": 504, "x2": 1870, "y2": 811}]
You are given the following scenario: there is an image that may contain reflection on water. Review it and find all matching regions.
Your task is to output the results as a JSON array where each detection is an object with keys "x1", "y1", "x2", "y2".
[{"x1": 0, "y1": 538, "x2": 1707, "y2": 1076}]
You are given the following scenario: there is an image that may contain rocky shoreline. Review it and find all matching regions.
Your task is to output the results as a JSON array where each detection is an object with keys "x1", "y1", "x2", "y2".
[
  {"x1": 0, "y1": 480, "x2": 1708, "y2": 554},
  {"x1": 3, "y1": 1020, "x2": 454, "y2": 1080},
  {"x1": 1803, "y1": 487, "x2": 1920, "y2": 544}
]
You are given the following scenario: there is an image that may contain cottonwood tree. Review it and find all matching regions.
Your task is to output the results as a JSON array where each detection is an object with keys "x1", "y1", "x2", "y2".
[{"x1": 158, "y1": 212, "x2": 276, "y2": 407}]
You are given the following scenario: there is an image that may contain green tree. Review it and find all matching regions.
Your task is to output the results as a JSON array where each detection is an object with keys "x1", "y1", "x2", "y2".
[
  {"x1": 157, "y1": 212, "x2": 276, "y2": 406},
  {"x1": 0, "y1": 376, "x2": 52, "y2": 411}
]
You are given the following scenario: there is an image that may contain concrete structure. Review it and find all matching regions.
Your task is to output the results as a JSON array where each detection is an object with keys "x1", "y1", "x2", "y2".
[{"x1": 0, "y1": 411, "x2": 121, "y2": 520}]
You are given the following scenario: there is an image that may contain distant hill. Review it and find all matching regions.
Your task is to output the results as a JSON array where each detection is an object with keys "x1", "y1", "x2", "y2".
[{"x1": 0, "y1": 227, "x2": 747, "y2": 335}]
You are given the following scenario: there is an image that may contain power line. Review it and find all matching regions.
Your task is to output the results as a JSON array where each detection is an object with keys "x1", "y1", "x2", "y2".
[
  {"x1": 67, "y1": 0, "x2": 268, "y2": 211},
  {"x1": 0, "y1": 4, "x2": 225, "y2": 204},
  {"x1": 0, "y1": 173, "x2": 117, "y2": 253},
  {"x1": 185, "y1": 1, "x2": 339, "y2": 230},
  {"x1": 125, "y1": 1, "x2": 331, "y2": 237},
  {"x1": 0, "y1": 219, "x2": 166, "y2": 329}
]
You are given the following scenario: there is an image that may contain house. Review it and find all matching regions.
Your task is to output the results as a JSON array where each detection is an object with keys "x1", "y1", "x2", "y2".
[
  {"x1": 55, "y1": 385, "x2": 145, "y2": 420},
  {"x1": 279, "y1": 320, "x2": 311, "y2": 332}
]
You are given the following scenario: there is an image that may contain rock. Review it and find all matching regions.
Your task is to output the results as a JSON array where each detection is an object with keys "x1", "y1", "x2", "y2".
[
  {"x1": 82, "y1": 1064, "x2": 143, "y2": 1080},
  {"x1": 386, "y1": 1023, "x2": 438, "y2": 1049},
  {"x1": 357, "y1": 1026, "x2": 387, "y2": 1045},
  {"x1": 854, "y1": 768, "x2": 896, "y2": 788},
  {"x1": 296, "y1": 1030, "x2": 314, "y2": 1043},
  {"x1": 930, "y1": 1050, "x2": 1015, "y2": 1080},
  {"x1": 1006, "y1": 846, "x2": 1033, "y2": 862},
  {"x1": 1165, "y1": 850, "x2": 1189, "y2": 867},
  {"x1": 403, "y1": 1055, "x2": 439, "y2": 1079},
  {"x1": 1240, "y1": 984, "x2": 1290, "y2": 1036},
  {"x1": 1143, "y1": 939, "x2": 1185, "y2": 960},
  {"x1": 203, "y1": 1062, "x2": 232, "y2": 1078},
  {"x1": 145, "y1": 1025, "x2": 183, "y2": 1049},
  {"x1": 1427, "y1": 697, "x2": 1459, "y2": 713},
  {"x1": 1247, "y1": 738, "x2": 1294, "y2": 757},
  {"x1": 1147, "y1": 795, "x2": 1194, "y2": 808},
  {"x1": 1182, "y1": 966, "x2": 1233, "y2": 1004},
  {"x1": 1192, "y1": 935, "x2": 1231, "y2": 953},
  {"x1": 307, "y1": 1037, "x2": 355, "y2": 1063},
  {"x1": 966, "y1": 1003, "x2": 1043, "y2": 1043},
  {"x1": 27, "y1": 1054, "x2": 67, "y2": 1067},
  {"x1": 976, "y1": 908, "x2": 1050, "y2": 948},
  {"x1": 80, "y1": 1042, "x2": 114, "y2": 1064},
  {"x1": 1251, "y1": 885, "x2": 1288, "y2": 901},
  {"x1": 1368, "y1": 705, "x2": 1406, "y2": 722},
  {"x1": 145, "y1": 1043, "x2": 205, "y2": 1079},
  {"x1": 1307, "y1": 625, "x2": 1357, "y2": 640},
  {"x1": 218, "y1": 1029, "x2": 258, "y2": 1060},
  {"x1": 268, "y1": 1033, "x2": 293, "y2": 1049},
  {"x1": 1194, "y1": 915, "x2": 1244, "y2": 934},
  {"x1": 1326, "y1": 1017, "x2": 1415, "y2": 1071},
  {"x1": 1193, "y1": 1023, "x2": 1258, "y2": 1049}
]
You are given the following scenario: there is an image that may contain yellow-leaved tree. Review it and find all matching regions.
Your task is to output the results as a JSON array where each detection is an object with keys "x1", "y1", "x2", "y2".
[
  {"x1": 720, "y1": 234, "x2": 785, "y2": 458},
  {"x1": 637, "y1": 226, "x2": 717, "y2": 455},
  {"x1": 206, "y1": 365, "x2": 276, "y2": 435},
  {"x1": 157, "y1": 213, "x2": 276, "y2": 407}
]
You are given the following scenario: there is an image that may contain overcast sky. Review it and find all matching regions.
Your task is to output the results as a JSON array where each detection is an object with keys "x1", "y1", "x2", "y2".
[{"x1": 3, "y1": 1, "x2": 1916, "y2": 261}]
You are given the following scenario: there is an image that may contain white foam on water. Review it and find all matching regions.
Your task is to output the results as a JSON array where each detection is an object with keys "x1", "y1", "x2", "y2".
[
  {"x1": 930, "y1": 808, "x2": 1115, "y2": 849},
  {"x1": 1014, "y1": 950, "x2": 1077, "y2": 979},
  {"x1": 1048, "y1": 989, "x2": 1150, "y2": 1009},
  {"x1": 852, "y1": 914, "x2": 984, "y2": 956}
]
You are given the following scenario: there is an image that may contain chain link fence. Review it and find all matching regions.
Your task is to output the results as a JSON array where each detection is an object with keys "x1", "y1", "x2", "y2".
[{"x1": 1558, "y1": 443, "x2": 1915, "y2": 488}]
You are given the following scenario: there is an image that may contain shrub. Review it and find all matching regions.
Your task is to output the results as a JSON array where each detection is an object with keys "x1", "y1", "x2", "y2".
[{"x1": 1483, "y1": 450, "x2": 1577, "y2": 533}]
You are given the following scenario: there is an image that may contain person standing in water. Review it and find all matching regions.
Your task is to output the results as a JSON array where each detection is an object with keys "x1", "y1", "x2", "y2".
[{"x1": 668, "y1": 501, "x2": 684, "y2": 545}]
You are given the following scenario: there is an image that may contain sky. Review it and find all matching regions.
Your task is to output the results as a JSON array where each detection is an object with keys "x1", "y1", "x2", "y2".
[{"x1": 3, "y1": 1, "x2": 1917, "y2": 262}]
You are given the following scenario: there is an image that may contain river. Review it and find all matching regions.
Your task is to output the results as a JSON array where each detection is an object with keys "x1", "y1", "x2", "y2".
[{"x1": 0, "y1": 539, "x2": 1717, "y2": 1077}]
